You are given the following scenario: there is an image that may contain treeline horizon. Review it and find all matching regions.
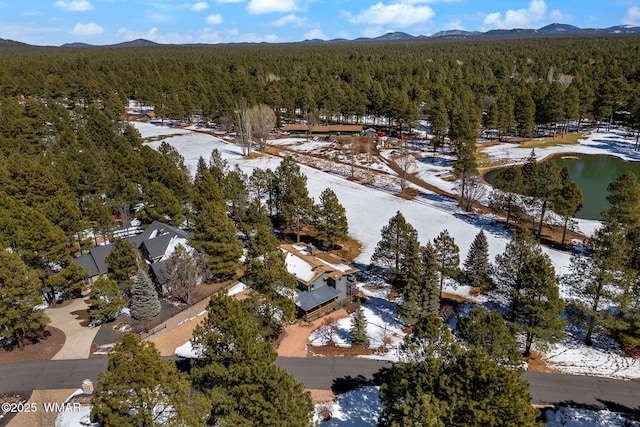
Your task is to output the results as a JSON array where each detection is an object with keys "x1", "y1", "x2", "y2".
[{"x1": 1, "y1": 36, "x2": 639, "y2": 138}]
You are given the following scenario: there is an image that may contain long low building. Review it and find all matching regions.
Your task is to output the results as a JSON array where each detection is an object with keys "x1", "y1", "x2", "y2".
[{"x1": 282, "y1": 124, "x2": 363, "y2": 136}]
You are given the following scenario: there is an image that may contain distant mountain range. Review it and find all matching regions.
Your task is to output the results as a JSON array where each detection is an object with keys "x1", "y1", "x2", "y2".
[{"x1": 0, "y1": 23, "x2": 639, "y2": 49}]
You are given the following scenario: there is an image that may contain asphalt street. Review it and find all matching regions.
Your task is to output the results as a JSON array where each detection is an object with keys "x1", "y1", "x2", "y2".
[{"x1": 1, "y1": 357, "x2": 639, "y2": 413}]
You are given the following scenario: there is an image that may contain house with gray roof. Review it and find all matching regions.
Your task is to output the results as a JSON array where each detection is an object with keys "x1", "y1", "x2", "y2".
[
  {"x1": 282, "y1": 243, "x2": 358, "y2": 320},
  {"x1": 74, "y1": 221, "x2": 192, "y2": 291}
]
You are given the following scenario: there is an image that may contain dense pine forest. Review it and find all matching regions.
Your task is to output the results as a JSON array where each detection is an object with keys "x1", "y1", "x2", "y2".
[
  {"x1": 1, "y1": 35, "x2": 640, "y2": 426},
  {"x1": 1, "y1": 36, "x2": 639, "y2": 133}
]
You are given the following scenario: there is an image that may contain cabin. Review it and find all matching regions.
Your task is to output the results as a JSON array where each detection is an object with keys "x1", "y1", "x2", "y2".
[
  {"x1": 74, "y1": 221, "x2": 192, "y2": 293},
  {"x1": 281, "y1": 243, "x2": 358, "y2": 320}
]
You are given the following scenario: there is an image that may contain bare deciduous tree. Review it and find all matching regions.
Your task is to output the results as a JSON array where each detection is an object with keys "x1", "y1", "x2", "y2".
[
  {"x1": 396, "y1": 140, "x2": 415, "y2": 192},
  {"x1": 165, "y1": 244, "x2": 208, "y2": 304},
  {"x1": 456, "y1": 173, "x2": 487, "y2": 212},
  {"x1": 235, "y1": 99, "x2": 252, "y2": 156},
  {"x1": 248, "y1": 103, "x2": 276, "y2": 149}
]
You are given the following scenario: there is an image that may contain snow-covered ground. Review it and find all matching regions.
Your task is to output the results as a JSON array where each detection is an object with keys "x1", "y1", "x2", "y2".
[
  {"x1": 315, "y1": 386, "x2": 640, "y2": 427},
  {"x1": 308, "y1": 279, "x2": 405, "y2": 361},
  {"x1": 133, "y1": 122, "x2": 640, "y2": 426}
]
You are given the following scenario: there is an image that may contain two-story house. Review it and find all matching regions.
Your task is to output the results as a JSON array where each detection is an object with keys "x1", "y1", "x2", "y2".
[{"x1": 282, "y1": 243, "x2": 358, "y2": 320}]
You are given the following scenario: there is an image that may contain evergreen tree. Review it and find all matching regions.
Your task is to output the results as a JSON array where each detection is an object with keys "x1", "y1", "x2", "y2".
[
  {"x1": 314, "y1": 187, "x2": 349, "y2": 249},
  {"x1": 440, "y1": 348, "x2": 541, "y2": 427},
  {"x1": 245, "y1": 223, "x2": 298, "y2": 337},
  {"x1": 514, "y1": 85, "x2": 536, "y2": 138},
  {"x1": 452, "y1": 140, "x2": 479, "y2": 210},
  {"x1": 91, "y1": 333, "x2": 205, "y2": 426},
  {"x1": 456, "y1": 307, "x2": 522, "y2": 369},
  {"x1": 165, "y1": 244, "x2": 207, "y2": 305},
  {"x1": 601, "y1": 171, "x2": 640, "y2": 269},
  {"x1": 520, "y1": 149, "x2": 538, "y2": 196},
  {"x1": 241, "y1": 197, "x2": 272, "y2": 235},
  {"x1": 371, "y1": 211, "x2": 421, "y2": 285},
  {"x1": 463, "y1": 230, "x2": 493, "y2": 291},
  {"x1": 433, "y1": 229, "x2": 460, "y2": 293},
  {"x1": 532, "y1": 161, "x2": 562, "y2": 239},
  {"x1": 88, "y1": 276, "x2": 125, "y2": 322},
  {"x1": 553, "y1": 167, "x2": 583, "y2": 245},
  {"x1": 493, "y1": 166, "x2": 523, "y2": 227},
  {"x1": 192, "y1": 200, "x2": 242, "y2": 280},
  {"x1": 493, "y1": 229, "x2": 540, "y2": 317},
  {"x1": 511, "y1": 252, "x2": 566, "y2": 356},
  {"x1": 564, "y1": 226, "x2": 623, "y2": 345},
  {"x1": 191, "y1": 293, "x2": 313, "y2": 427},
  {"x1": 105, "y1": 238, "x2": 139, "y2": 295},
  {"x1": 350, "y1": 305, "x2": 369, "y2": 346},
  {"x1": 46, "y1": 262, "x2": 87, "y2": 303},
  {"x1": 141, "y1": 181, "x2": 183, "y2": 226},
  {"x1": 378, "y1": 315, "x2": 540, "y2": 427},
  {"x1": 223, "y1": 165, "x2": 249, "y2": 225},
  {"x1": 398, "y1": 242, "x2": 440, "y2": 325},
  {"x1": 130, "y1": 270, "x2": 161, "y2": 322},
  {"x1": 602, "y1": 171, "x2": 640, "y2": 228},
  {"x1": 0, "y1": 250, "x2": 49, "y2": 350},
  {"x1": 273, "y1": 157, "x2": 313, "y2": 242}
]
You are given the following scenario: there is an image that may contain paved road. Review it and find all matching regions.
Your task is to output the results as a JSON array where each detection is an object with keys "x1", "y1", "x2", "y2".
[{"x1": 2, "y1": 358, "x2": 640, "y2": 412}]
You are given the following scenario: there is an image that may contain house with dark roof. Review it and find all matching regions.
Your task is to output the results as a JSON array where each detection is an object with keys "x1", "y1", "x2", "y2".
[
  {"x1": 74, "y1": 221, "x2": 192, "y2": 291},
  {"x1": 282, "y1": 243, "x2": 358, "y2": 320}
]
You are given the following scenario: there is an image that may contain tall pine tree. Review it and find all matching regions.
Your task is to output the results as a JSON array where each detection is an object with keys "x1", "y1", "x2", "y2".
[
  {"x1": 511, "y1": 252, "x2": 566, "y2": 356},
  {"x1": 88, "y1": 276, "x2": 125, "y2": 322},
  {"x1": 314, "y1": 187, "x2": 349, "y2": 249},
  {"x1": 0, "y1": 250, "x2": 49, "y2": 350},
  {"x1": 245, "y1": 223, "x2": 298, "y2": 338},
  {"x1": 191, "y1": 293, "x2": 313, "y2": 426},
  {"x1": 398, "y1": 242, "x2": 440, "y2": 325},
  {"x1": 350, "y1": 305, "x2": 369, "y2": 346},
  {"x1": 463, "y1": 230, "x2": 493, "y2": 291},
  {"x1": 433, "y1": 229, "x2": 460, "y2": 294},
  {"x1": 273, "y1": 157, "x2": 313, "y2": 242},
  {"x1": 91, "y1": 333, "x2": 206, "y2": 426},
  {"x1": 192, "y1": 200, "x2": 242, "y2": 280},
  {"x1": 371, "y1": 211, "x2": 421, "y2": 286}
]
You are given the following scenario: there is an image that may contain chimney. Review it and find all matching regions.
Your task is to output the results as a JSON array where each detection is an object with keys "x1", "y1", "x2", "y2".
[{"x1": 307, "y1": 243, "x2": 316, "y2": 256}]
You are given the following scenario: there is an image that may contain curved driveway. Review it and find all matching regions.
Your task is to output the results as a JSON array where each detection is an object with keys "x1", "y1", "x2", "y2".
[{"x1": 1, "y1": 357, "x2": 640, "y2": 412}]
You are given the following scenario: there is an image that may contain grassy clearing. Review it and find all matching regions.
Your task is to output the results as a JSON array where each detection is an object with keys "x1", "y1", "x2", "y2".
[{"x1": 518, "y1": 132, "x2": 588, "y2": 149}]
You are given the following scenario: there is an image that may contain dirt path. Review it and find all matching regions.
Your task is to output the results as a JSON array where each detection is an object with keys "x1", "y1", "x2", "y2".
[{"x1": 277, "y1": 309, "x2": 349, "y2": 357}]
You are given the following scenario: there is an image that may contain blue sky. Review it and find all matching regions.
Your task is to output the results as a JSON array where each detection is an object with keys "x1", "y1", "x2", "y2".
[{"x1": 1, "y1": 0, "x2": 639, "y2": 46}]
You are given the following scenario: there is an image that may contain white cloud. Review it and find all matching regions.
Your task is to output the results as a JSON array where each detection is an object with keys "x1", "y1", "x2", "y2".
[
  {"x1": 54, "y1": 0, "x2": 94, "y2": 11},
  {"x1": 304, "y1": 28, "x2": 326, "y2": 40},
  {"x1": 191, "y1": 1, "x2": 209, "y2": 11},
  {"x1": 206, "y1": 14, "x2": 223, "y2": 24},
  {"x1": 271, "y1": 14, "x2": 306, "y2": 27},
  {"x1": 627, "y1": 7, "x2": 640, "y2": 26},
  {"x1": 549, "y1": 9, "x2": 571, "y2": 23},
  {"x1": 483, "y1": 0, "x2": 548, "y2": 29},
  {"x1": 216, "y1": 0, "x2": 244, "y2": 3},
  {"x1": 248, "y1": 0, "x2": 297, "y2": 14},
  {"x1": 349, "y1": 2, "x2": 435, "y2": 26},
  {"x1": 71, "y1": 22, "x2": 104, "y2": 35}
]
